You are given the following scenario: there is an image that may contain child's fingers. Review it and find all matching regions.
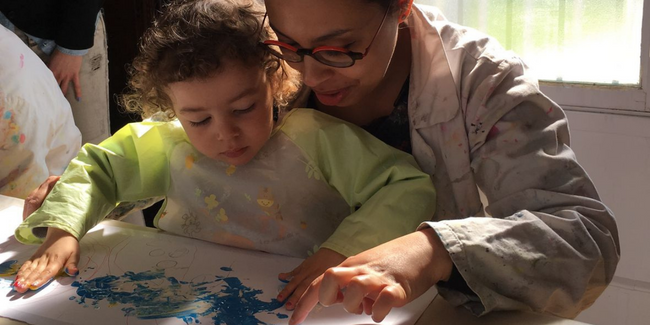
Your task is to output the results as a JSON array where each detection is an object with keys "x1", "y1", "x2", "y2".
[
  {"x1": 30, "y1": 277, "x2": 54, "y2": 291},
  {"x1": 28, "y1": 257, "x2": 55, "y2": 287},
  {"x1": 13, "y1": 261, "x2": 33, "y2": 293},
  {"x1": 278, "y1": 265, "x2": 298, "y2": 282},
  {"x1": 277, "y1": 267, "x2": 300, "y2": 301},
  {"x1": 64, "y1": 251, "x2": 80, "y2": 276},
  {"x1": 12, "y1": 228, "x2": 79, "y2": 293},
  {"x1": 14, "y1": 258, "x2": 48, "y2": 293},
  {"x1": 16, "y1": 259, "x2": 33, "y2": 277},
  {"x1": 15, "y1": 255, "x2": 64, "y2": 292},
  {"x1": 278, "y1": 271, "x2": 293, "y2": 282},
  {"x1": 284, "y1": 279, "x2": 313, "y2": 310},
  {"x1": 15, "y1": 258, "x2": 42, "y2": 282},
  {"x1": 277, "y1": 277, "x2": 298, "y2": 303},
  {"x1": 64, "y1": 265, "x2": 79, "y2": 276}
]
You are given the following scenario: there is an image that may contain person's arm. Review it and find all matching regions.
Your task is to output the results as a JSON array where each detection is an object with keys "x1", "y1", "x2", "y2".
[
  {"x1": 12, "y1": 227, "x2": 80, "y2": 293},
  {"x1": 428, "y1": 56, "x2": 620, "y2": 317},
  {"x1": 13, "y1": 122, "x2": 177, "y2": 293},
  {"x1": 51, "y1": 1, "x2": 103, "y2": 99},
  {"x1": 15, "y1": 122, "x2": 176, "y2": 244},
  {"x1": 276, "y1": 109, "x2": 437, "y2": 309},
  {"x1": 289, "y1": 227, "x2": 452, "y2": 325},
  {"x1": 56, "y1": 0, "x2": 103, "y2": 51},
  {"x1": 285, "y1": 109, "x2": 436, "y2": 257}
]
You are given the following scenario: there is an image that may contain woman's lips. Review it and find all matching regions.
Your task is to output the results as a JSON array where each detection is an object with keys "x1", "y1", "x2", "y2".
[
  {"x1": 314, "y1": 87, "x2": 350, "y2": 106},
  {"x1": 222, "y1": 147, "x2": 247, "y2": 158}
]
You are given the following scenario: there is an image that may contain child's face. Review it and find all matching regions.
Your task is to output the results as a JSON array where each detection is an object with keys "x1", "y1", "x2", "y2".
[{"x1": 167, "y1": 61, "x2": 275, "y2": 166}]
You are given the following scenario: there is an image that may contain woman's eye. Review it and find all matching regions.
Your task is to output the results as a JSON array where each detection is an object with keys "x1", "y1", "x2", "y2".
[
  {"x1": 278, "y1": 37, "x2": 298, "y2": 47},
  {"x1": 321, "y1": 42, "x2": 355, "y2": 50},
  {"x1": 189, "y1": 117, "x2": 211, "y2": 127},
  {"x1": 342, "y1": 42, "x2": 355, "y2": 50}
]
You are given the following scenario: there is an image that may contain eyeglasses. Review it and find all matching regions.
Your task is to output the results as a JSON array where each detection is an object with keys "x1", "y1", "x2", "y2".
[{"x1": 260, "y1": 4, "x2": 391, "y2": 68}]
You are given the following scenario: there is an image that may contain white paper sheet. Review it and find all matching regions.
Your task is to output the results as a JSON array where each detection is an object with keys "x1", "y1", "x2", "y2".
[{"x1": 1, "y1": 216, "x2": 436, "y2": 325}]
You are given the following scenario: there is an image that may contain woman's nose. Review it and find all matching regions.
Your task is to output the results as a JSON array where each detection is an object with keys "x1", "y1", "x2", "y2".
[{"x1": 296, "y1": 56, "x2": 333, "y2": 88}]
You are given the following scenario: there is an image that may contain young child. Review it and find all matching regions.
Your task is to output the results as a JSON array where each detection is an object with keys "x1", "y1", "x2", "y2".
[{"x1": 12, "y1": 0, "x2": 436, "y2": 307}]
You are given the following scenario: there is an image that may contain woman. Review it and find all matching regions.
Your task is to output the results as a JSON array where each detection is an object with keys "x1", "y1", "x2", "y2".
[{"x1": 259, "y1": 0, "x2": 620, "y2": 323}]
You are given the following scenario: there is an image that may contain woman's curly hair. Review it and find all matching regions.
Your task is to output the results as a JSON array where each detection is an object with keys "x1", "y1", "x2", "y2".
[{"x1": 121, "y1": 0, "x2": 300, "y2": 119}]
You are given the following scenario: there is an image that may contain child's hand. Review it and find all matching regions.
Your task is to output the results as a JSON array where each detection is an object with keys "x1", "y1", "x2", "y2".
[
  {"x1": 277, "y1": 248, "x2": 345, "y2": 310},
  {"x1": 288, "y1": 228, "x2": 453, "y2": 325},
  {"x1": 13, "y1": 227, "x2": 80, "y2": 293}
]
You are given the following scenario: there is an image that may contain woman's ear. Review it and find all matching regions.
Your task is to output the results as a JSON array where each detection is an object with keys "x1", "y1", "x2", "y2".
[{"x1": 398, "y1": 0, "x2": 414, "y2": 24}]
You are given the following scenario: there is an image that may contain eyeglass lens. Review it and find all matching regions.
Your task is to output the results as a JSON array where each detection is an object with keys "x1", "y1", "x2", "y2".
[{"x1": 265, "y1": 43, "x2": 356, "y2": 68}]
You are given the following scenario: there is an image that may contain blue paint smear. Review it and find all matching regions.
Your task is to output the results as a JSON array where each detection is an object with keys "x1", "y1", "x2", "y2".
[
  {"x1": 0, "y1": 260, "x2": 18, "y2": 275},
  {"x1": 0, "y1": 260, "x2": 19, "y2": 291},
  {"x1": 220, "y1": 267, "x2": 233, "y2": 272},
  {"x1": 71, "y1": 268, "x2": 285, "y2": 325}
]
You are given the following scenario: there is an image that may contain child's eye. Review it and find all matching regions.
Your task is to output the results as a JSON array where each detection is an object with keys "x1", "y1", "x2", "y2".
[
  {"x1": 189, "y1": 117, "x2": 211, "y2": 127},
  {"x1": 233, "y1": 104, "x2": 255, "y2": 115}
]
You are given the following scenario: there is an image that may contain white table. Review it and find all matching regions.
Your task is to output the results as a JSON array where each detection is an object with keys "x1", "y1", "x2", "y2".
[
  {"x1": 415, "y1": 295, "x2": 589, "y2": 324},
  {"x1": 0, "y1": 195, "x2": 588, "y2": 325}
]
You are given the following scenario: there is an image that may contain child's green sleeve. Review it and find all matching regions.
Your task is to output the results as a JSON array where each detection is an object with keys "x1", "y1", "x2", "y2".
[
  {"x1": 15, "y1": 122, "x2": 181, "y2": 244},
  {"x1": 281, "y1": 109, "x2": 436, "y2": 257}
]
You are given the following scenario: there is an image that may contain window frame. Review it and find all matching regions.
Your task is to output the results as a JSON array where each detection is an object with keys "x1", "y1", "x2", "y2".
[{"x1": 538, "y1": 0, "x2": 650, "y2": 114}]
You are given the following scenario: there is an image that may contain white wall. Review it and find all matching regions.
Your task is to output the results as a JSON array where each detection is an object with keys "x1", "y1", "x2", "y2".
[{"x1": 565, "y1": 110, "x2": 650, "y2": 325}]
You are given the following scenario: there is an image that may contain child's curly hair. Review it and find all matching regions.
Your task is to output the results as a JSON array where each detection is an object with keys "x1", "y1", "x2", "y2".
[{"x1": 121, "y1": 0, "x2": 300, "y2": 119}]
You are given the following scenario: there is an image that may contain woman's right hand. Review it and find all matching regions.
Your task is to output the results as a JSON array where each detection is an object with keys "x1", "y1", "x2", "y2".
[
  {"x1": 23, "y1": 176, "x2": 60, "y2": 220},
  {"x1": 289, "y1": 227, "x2": 454, "y2": 324},
  {"x1": 12, "y1": 227, "x2": 80, "y2": 293}
]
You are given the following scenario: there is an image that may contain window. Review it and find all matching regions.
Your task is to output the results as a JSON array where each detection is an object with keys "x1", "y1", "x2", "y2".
[{"x1": 415, "y1": 0, "x2": 650, "y2": 113}]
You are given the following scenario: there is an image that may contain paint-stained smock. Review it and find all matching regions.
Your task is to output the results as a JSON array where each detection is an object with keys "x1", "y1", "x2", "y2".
[
  {"x1": 0, "y1": 26, "x2": 81, "y2": 199},
  {"x1": 15, "y1": 109, "x2": 436, "y2": 259},
  {"x1": 407, "y1": 4, "x2": 619, "y2": 318}
]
